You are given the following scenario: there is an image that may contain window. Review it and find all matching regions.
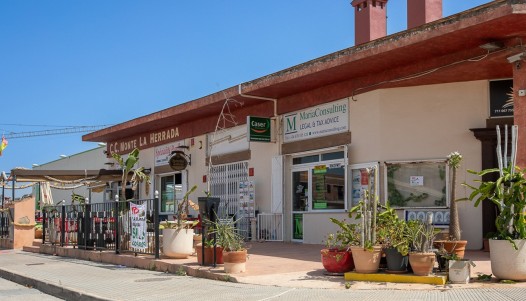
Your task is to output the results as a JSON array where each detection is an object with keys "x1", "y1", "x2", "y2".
[
  {"x1": 291, "y1": 150, "x2": 346, "y2": 211},
  {"x1": 312, "y1": 165, "x2": 345, "y2": 210},
  {"x1": 385, "y1": 160, "x2": 447, "y2": 208}
]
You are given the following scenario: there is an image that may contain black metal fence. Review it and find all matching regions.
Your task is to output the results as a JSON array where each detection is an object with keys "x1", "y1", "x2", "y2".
[
  {"x1": 0, "y1": 208, "x2": 11, "y2": 238},
  {"x1": 42, "y1": 196, "x2": 159, "y2": 258}
]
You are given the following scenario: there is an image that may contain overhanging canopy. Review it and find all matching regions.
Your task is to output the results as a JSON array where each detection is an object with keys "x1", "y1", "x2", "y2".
[{"x1": 11, "y1": 168, "x2": 124, "y2": 183}]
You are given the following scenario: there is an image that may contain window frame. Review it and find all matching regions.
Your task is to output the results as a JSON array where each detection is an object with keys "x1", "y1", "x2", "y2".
[{"x1": 383, "y1": 159, "x2": 449, "y2": 209}]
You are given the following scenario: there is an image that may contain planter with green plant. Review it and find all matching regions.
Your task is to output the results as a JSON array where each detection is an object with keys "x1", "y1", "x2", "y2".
[
  {"x1": 160, "y1": 185, "x2": 199, "y2": 259},
  {"x1": 321, "y1": 218, "x2": 358, "y2": 274},
  {"x1": 408, "y1": 214, "x2": 438, "y2": 276},
  {"x1": 434, "y1": 151, "x2": 468, "y2": 259},
  {"x1": 464, "y1": 125, "x2": 526, "y2": 281},
  {"x1": 207, "y1": 217, "x2": 247, "y2": 273},
  {"x1": 349, "y1": 167, "x2": 383, "y2": 274},
  {"x1": 378, "y1": 204, "x2": 410, "y2": 273}
]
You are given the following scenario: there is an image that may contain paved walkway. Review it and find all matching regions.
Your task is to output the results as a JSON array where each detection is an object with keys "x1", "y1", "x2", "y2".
[
  {"x1": 2, "y1": 242, "x2": 526, "y2": 300},
  {"x1": 1, "y1": 249, "x2": 526, "y2": 301}
]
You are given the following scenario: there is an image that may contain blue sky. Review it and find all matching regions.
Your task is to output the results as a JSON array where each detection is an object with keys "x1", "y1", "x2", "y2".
[{"x1": 0, "y1": 0, "x2": 489, "y2": 195}]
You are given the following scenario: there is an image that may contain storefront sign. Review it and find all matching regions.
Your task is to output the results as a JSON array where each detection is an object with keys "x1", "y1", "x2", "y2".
[
  {"x1": 313, "y1": 165, "x2": 327, "y2": 174},
  {"x1": 154, "y1": 140, "x2": 185, "y2": 167},
  {"x1": 247, "y1": 116, "x2": 271, "y2": 142},
  {"x1": 108, "y1": 126, "x2": 180, "y2": 155},
  {"x1": 130, "y1": 202, "x2": 147, "y2": 251},
  {"x1": 169, "y1": 151, "x2": 188, "y2": 171},
  {"x1": 283, "y1": 99, "x2": 349, "y2": 143},
  {"x1": 490, "y1": 79, "x2": 513, "y2": 117}
]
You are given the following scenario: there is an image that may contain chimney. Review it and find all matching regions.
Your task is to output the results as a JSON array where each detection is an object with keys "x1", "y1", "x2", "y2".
[
  {"x1": 407, "y1": 0, "x2": 442, "y2": 29},
  {"x1": 351, "y1": 0, "x2": 389, "y2": 45}
]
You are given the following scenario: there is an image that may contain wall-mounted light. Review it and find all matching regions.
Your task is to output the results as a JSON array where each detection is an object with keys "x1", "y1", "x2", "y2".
[
  {"x1": 32, "y1": 164, "x2": 39, "y2": 167},
  {"x1": 60, "y1": 155, "x2": 68, "y2": 158},
  {"x1": 479, "y1": 42, "x2": 503, "y2": 51},
  {"x1": 143, "y1": 168, "x2": 152, "y2": 175},
  {"x1": 98, "y1": 142, "x2": 107, "y2": 147}
]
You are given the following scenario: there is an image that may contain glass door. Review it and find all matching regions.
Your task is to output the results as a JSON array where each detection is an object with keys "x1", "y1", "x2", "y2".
[
  {"x1": 159, "y1": 173, "x2": 183, "y2": 216},
  {"x1": 292, "y1": 170, "x2": 308, "y2": 241}
]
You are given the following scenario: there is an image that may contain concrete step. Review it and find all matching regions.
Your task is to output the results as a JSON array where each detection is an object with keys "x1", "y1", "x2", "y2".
[
  {"x1": 22, "y1": 245, "x2": 40, "y2": 254},
  {"x1": 32, "y1": 239, "x2": 43, "y2": 247}
]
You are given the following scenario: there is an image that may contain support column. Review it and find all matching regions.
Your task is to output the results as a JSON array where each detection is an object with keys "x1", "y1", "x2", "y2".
[{"x1": 512, "y1": 55, "x2": 526, "y2": 168}]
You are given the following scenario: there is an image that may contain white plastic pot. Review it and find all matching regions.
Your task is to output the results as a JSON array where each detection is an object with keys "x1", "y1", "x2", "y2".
[
  {"x1": 162, "y1": 228, "x2": 194, "y2": 259},
  {"x1": 448, "y1": 260, "x2": 474, "y2": 284},
  {"x1": 490, "y1": 239, "x2": 526, "y2": 281}
]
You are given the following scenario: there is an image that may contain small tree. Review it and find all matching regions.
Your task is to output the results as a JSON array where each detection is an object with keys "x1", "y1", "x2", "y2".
[
  {"x1": 447, "y1": 151, "x2": 462, "y2": 241},
  {"x1": 111, "y1": 148, "x2": 150, "y2": 202}
]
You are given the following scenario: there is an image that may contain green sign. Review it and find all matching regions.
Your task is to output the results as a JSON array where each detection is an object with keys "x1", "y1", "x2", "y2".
[
  {"x1": 313, "y1": 201, "x2": 327, "y2": 209},
  {"x1": 248, "y1": 116, "x2": 271, "y2": 142}
]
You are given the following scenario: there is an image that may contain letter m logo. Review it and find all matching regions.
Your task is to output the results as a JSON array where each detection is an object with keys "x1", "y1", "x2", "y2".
[{"x1": 285, "y1": 114, "x2": 297, "y2": 134}]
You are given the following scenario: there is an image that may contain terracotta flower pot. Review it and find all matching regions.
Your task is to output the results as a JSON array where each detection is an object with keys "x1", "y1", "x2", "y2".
[
  {"x1": 321, "y1": 248, "x2": 354, "y2": 273},
  {"x1": 350, "y1": 245, "x2": 382, "y2": 274},
  {"x1": 409, "y1": 252, "x2": 436, "y2": 276},
  {"x1": 223, "y1": 249, "x2": 247, "y2": 273},
  {"x1": 433, "y1": 240, "x2": 467, "y2": 259},
  {"x1": 196, "y1": 244, "x2": 224, "y2": 265}
]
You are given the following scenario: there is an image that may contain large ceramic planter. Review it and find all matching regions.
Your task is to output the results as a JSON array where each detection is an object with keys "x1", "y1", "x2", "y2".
[
  {"x1": 162, "y1": 228, "x2": 194, "y2": 259},
  {"x1": 490, "y1": 239, "x2": 526, "y2": 281},
  {"x1": 408, "y1": 252, "x2": 436, "y2": 276},
  {"x1": 321, "y1": 248, "x2": 355, "y2": 273},
  {"x1": 350, "y1": 245, "x2": 382, "y2": 274},
  {"x1": 384, "y1": 247, "x2": 408, "y2": 273},
  {"x1": 223, "y1": 249, "x2": 247, "y2": 274},
  {"x1": 434, "y1": 240, "x2": 468, "y2": 259},
  {"x1": 196, "y1": 244, "x2": 224, "y2": 265}
]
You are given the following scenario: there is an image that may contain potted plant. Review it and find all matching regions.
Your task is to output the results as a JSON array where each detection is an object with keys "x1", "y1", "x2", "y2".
[
  {"x1": 160, "y1": 185, "x2": 199, "y2": 259},
  {"x1": 321, "y1": 218, "x2": 358, "y2": 274},
  {"x1": 378, "y1": 204, "x2": 410, "y2": 273},
  {"x1": 434, "y1": 151, "x2": 467, "y2": 258},
  {"x1": 207, "y1": 217, "x2": 247, "y2": 273},
  {"x1": 195, "y1": 237, "x2": 224, "y2": 265},
  {"x1": 349, "y1": 167, "x2": 383, "y2": 274},
  {"x1": 408, "y1": 214, "x2": 438, "y2": 276},
  {"x1": 34, "y1": 222, "x2": 43, "y2": 239},
  {"x1": 464, "y1": 125, "x2": 526, "y2": 281}
]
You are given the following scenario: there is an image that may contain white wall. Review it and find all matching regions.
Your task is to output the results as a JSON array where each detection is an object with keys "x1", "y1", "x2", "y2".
[{"x1": 299, "y1": 80, "x2": 488, "y2": 249}]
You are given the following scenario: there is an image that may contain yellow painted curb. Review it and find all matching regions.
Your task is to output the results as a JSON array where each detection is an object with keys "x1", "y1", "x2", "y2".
[{"x1": 344, "y1": 272, "x2": 447, "y2": 285}]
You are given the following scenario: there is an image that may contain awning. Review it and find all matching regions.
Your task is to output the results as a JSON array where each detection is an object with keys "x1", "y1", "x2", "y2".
[{"x1": 10, "y1": 168, "x2": 124, "y2": 183}]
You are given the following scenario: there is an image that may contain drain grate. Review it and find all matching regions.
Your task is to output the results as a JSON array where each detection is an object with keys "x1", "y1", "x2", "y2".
[{"x1": 134, "y1": 278, "x2": 172, "y2": 283}]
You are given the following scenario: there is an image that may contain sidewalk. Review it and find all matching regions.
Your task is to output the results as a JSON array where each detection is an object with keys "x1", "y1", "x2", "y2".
[
  {"x1": 16, "y1": 241, "x2": 526, "y2": 290},
  {"x1": 2, "y1": 247, "x2": 526, "y2": 301}
]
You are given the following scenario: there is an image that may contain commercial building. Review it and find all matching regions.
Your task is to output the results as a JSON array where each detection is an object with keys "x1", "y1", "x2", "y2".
[{"x1": 84, "y1": 0, "x2": 526, "y2": 249}]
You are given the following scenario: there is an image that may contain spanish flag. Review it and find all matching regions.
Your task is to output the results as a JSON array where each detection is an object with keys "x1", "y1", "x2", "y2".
[{"x1": 0, "y1": 136, "x2": 7, "y2": 156}]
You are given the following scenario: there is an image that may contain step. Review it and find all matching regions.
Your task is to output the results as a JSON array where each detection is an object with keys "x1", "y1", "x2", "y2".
[
  {"x1": 32, "y1": 239, "x2": 43, "y2": 247},
  {"x1": 344, "y1": 271, "x2": 447, "y2": 285},
  {"x1": 22, "y1": 245, "x2": 40, "y2": 254}
]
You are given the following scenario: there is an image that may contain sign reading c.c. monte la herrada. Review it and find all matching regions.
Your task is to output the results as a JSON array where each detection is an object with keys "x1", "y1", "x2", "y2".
[{"x1": 247, "y1": 116, "x2": 271, "y2": 142}]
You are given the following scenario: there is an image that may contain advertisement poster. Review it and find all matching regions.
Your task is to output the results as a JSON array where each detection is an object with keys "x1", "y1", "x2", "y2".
[
  {"x1": 239, "y1": 181, "x2": 255, "y2": 218},
  {"x1": 130, "y1": 202, "x2": 147, "y2": 251}
]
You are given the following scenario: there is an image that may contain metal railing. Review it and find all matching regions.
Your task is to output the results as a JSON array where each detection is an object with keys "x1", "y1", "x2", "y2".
[
  {"x1": 258, "y1": 213, "x2": 283, "y2": 241},
  {"x1": 42, "y1": 196, "x2": 160, "y2": 258},
  {"x1": 0, "y1": 209, "x2": 11, "y2": 238}
]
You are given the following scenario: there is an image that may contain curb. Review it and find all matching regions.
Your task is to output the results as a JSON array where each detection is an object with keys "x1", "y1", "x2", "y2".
[{"x1": 0, "y1": 267, "x2": 110, "y2": 301}]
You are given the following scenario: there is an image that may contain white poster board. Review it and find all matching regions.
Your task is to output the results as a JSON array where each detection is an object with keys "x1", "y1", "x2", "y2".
[{"x1": 130, "y1": 202, "x2": 147, "y2": 251}]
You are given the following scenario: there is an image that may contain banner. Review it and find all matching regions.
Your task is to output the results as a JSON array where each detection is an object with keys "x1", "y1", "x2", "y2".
[{"x1": 130, "y1": 202, "x2": 147, "y2": 251}]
